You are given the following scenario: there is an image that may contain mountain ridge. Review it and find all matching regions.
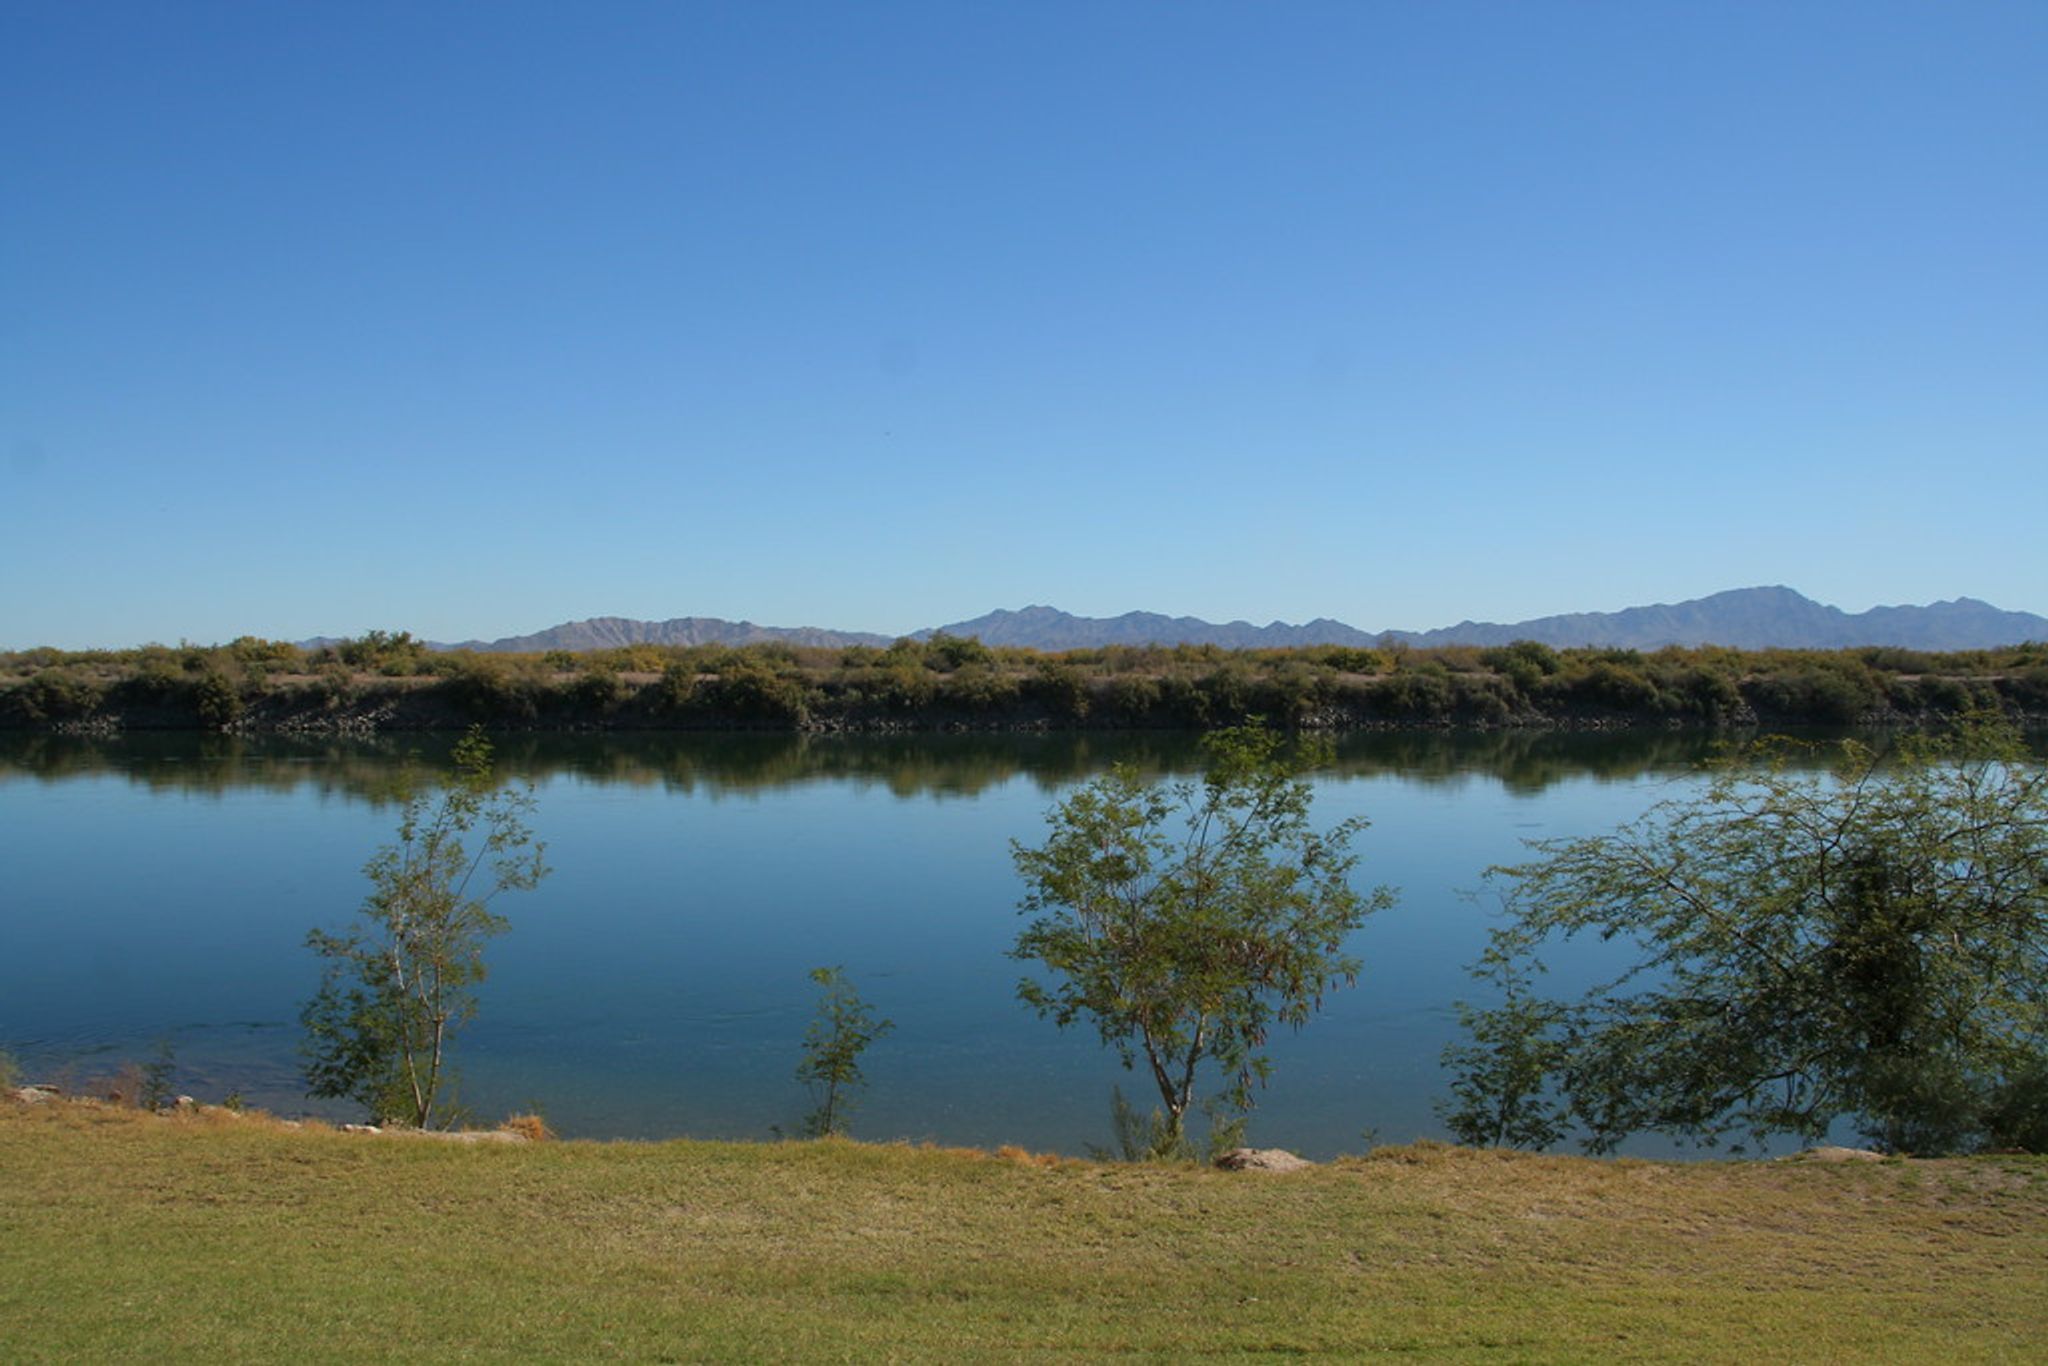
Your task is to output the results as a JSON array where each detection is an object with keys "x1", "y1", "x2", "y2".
[{"x1": 386, "y1": 587, "x2": 2048, "y2": 655}]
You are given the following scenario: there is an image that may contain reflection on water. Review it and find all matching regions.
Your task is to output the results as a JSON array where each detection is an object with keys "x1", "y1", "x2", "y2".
[
  {"x1": 3, "y1": 726, "x2": 2028, "y2": 1157},
  {"x1": 0, "y1": 725, "x2": 1859, "y2": 801}
]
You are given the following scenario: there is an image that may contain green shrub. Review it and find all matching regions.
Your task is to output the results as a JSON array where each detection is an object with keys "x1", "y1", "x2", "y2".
[
  {"x1": 1028, "y1": 661, "x2": 1092, "y2": 721},
  {"x1": 1315, "y1": 647, "x2": 1389, "y2": 675},
  {"x1": 939, "y1": 665, "x2": 1019, "y2": 712},
  {"x1": 1374, "y1": 671, "x2": 1451, "y2": 720},
  {"x1": 1666, "y1": 666, "x2": 1744, "y2": 720},
  {"x1": 701, "y1": 660, "x2": 808, "y2": 724},
  {"x1": 438, "y1": 656, "x2": 543, "y2": 723},
  {"x1": 1450, "y1": 675, "x2": 1516, "y2": 724},
  {"x1": 870, "y1": 665, "x2": 937, "y2": 712},
  {"x1": 1745, "y1": 663, "x2": 1880, "y2": 723},
  {"x1": 653, "y1": 662, "x2": 698, "y2": 713},
  {"x1": 2000, "y1": 666, "x2": 2048, "y2": 711},
  {"x1": 1555, "y1": 661, "x2": 1662, "y2": 714},
  {"x1": 1103, "y1": 674, "x2": 1163, "y2": 723},
  {"x1": 191, "y1": 669, "x2": 245, "y2": 727},
  {"x1": 569, "y1": 665, "x2": 625, "y2": 714},
  {"x1": 926, "y1": 633, "x2": 993, "y2": 672},
  {"x1": 11, "y1": 669, "x2": 102, "y2": 723}
]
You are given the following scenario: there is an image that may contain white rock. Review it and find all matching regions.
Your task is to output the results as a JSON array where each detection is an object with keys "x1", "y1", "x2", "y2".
[{"x1": 1214, "y1": 1147, "x2": 1316, "y2": 1173}]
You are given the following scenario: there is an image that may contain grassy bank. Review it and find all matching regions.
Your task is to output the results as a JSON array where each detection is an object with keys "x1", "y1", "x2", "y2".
[{"x1": 4, "y1": 1100, "x2": 2044, "y2": 1361}]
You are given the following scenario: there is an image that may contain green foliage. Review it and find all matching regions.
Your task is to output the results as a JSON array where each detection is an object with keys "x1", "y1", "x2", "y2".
[
  {"x1": 1092, "y1": 1084, "x2": 1192, "y2": 1163},
  {"x1": 653, "y1": 661, "x2": 698, "y2": 713},
  {"x1": 10, "y1": 669, "x2": 102, "y2": 723},
  {"x1": 1481, "y1": 641, "x2": 1562, "y2": 689},
  {"x1": 0, "y1": 1046, "x2": 18, "y2": 1090},
  {"x1": 1012, "y1": 723, "x2": 1394, "y2": 1146},
  {"x1": 938, "y1": 663, "x2": 1019, "y2": 712},
  {"x1": 139, "y1": 1039, "x2": 177, "y2": 1111},
  {"x1": 1438, "y1": 952, "x2": 1570, "y2": 1150},
  {"x1": 1029, "y1": 659, "x2": 1092, "y2": 721},
  {"x1": 1445, "y1": 720, "x2": 2048, "y2": 1155},
  {"x1": 331, "y1": 630, "x2": 428, "y2": 671},
  {"x1": 437, "y1": 655, "x2": 544, "y2": 723},
  {"x1": 1374, "y1": 671, "x2": 1451, "y2": 720},
  {"x1": 700, "y1": 657, "x2": 808, "y2": 724},
  {"x1": 568, "y1": 663, "x2": 624, "y2": 713},
  {"x1": 796, "y1": 966, "x2": 893, "y2": 1138},
  {"x1": 1315, "y1": 647, "x2": 1390, "y2": 675},
  {"x1": 8, "y1": 634, "x2": 2043, "y2": 734},
  {"x1": 925, "y1": 633, "x2": 993, "y2": 672},
  {"x1": 227, "y1": 636, "x2": 306, "y2": 675},
  {"x1": 334, "y1": 630, "x2": 429, "y2": 675},
  {"x1": 1743, "y1": 658, "x2": 1881, "y2": 722},
  {"x1": 302, "y1": 728, "x2": 549, "y2": 1127},
  {"x1": 190, "y1": 669, "x2": 244, "y2": 727},
  {"x1": 1102, "y1": 673, "x2": 1163, "y2": 722}
]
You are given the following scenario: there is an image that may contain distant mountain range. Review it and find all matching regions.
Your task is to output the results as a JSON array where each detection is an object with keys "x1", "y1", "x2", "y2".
[
  {"x1": 371, "y1": 587, "x2": 2047, "y2": 656},
  {"x1": 440, "y1": 616, "x2": 893, "y2": 653}
]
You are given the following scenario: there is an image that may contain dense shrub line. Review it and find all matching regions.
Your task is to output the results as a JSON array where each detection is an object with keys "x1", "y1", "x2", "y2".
[{"x1": 4, "y1": 631, "x2": 2046, "y2": 732}]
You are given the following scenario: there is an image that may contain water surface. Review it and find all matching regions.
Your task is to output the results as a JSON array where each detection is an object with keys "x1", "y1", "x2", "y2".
[{"x1": 0, "y1": 728, "x2": 1851, "y2": 1156}]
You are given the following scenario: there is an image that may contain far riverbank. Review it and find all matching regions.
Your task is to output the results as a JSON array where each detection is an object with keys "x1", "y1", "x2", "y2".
[{"x1": 7, "y1": 634, "x2": 2046, "y2": 734}]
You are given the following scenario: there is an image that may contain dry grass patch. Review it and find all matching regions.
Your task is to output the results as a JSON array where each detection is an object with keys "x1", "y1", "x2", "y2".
[{"x1": 4, "y1": 1100, "x2": 2044, "y2": 1362}]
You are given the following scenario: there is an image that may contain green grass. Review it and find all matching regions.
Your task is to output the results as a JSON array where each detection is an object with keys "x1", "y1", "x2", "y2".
[{"x1": 4, "y1": 1101, "x2": 2045, "y2": 1362}]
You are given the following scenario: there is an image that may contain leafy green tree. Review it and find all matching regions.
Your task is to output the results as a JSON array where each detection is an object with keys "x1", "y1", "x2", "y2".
[
  {"x1": 1443, "y1": 721, "x2": 2048, "y2": 1155},
  {"x1": 302, "y1": 728, "x2": 549, "y2": 1127},
  {"x1": 1012, "y1": 724, "x2": 1393, "y2": 1150},
  {"x1": 796, "y1": 966, "x2": 893, "y2": 1138}
]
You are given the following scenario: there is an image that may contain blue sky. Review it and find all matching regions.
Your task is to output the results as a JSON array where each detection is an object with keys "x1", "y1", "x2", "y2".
[{"x1": 4, "y1": 2, "x2": 2043, "y2": 649}]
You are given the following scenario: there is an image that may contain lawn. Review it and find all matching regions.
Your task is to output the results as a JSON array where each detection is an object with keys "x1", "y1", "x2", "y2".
[{"x1": 3, "y1": 1099, "x2": 2044, "y2": 1361}]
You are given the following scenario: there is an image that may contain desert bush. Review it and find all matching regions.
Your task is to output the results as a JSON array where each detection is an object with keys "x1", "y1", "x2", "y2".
[
  {"x1": 438, "y1": 656, "x2": 544, "y2": 723},
  {"x1": 939, "y1": 664, "x2": 1019, "y2": 712},
  {"x1": 1028, "y1": 660, "x2": 1091, "y2": 721},
  {"x1": 1100, "y1": 673, "x2": 1162, "y2": 724},
  {"x1": 926, "y1": 633, "x2": 993, "y2": 672},
  {"x1": 569, "y1": 664, "x2": 624, "y2": 713},
  {"x1": 1312, "y1": 646, "x2": 1389, "y2": 675},
  {"x1": 1251, "y1": 661, "x2": 1329, "y2": 722},
  {"x1": 653, "y1": 662, "x2": 698, "y2": 713},
  {"x1": 1663, "y1": 665, "x2": 1745, "y2": 720},
  {"x1": 2000, "y1": 666, "x2": 2048, "y2": 711},
  {"x1": 1745, "y1": 661, "x2": 1881, "y2": 723},
  {"x1": 1553, "y1": 660, "x2": 1662, "y2": 715},
  {"x1": 1450, "y1": 674, "x2": 1517, "y2": 724},
  {"x1": 869, "y1": 664, "x2": 937, "y2": 712},
  {"x1": 337, "y1": 630, "x2": 429, "y2": 675},
  {"x1": 9, "y1": 669, "x2": 102, "y2": 723},
  {"x1": 1196, "y1": 664, "x2": 1258, "y2": 724},
  {"x1": 191, "y1": 669, "x2": 245, "y2": 727},
  {"x1": 228, "y1": 636, "x2": 306, "y2": 675},
  {"x1": 700, "y1": 659, "x2": 808, "y2": 724},
  {"x1": 1374, "y1": 671, "x2": 1452, "y2": 721}
]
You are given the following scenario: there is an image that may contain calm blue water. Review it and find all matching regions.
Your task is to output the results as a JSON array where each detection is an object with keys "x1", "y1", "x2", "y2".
[{"x1": 0, "y1": 730, "x2": 1791, "y2": 1156}]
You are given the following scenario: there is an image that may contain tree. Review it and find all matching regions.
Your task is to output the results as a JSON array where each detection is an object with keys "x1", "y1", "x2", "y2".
[
  {"x1": 795, "y1": 966, "x2": 893, "y2": 1138},
  {"x1": 1011, "y1": 724, "x2": 1392, "y2": 1152},
  {"x1": 302, "y1": 728, "x2": 548, "y2": 1127},
  {"x1": 1442, "y1": 720, "x2": 2048, "y2": 1155}
]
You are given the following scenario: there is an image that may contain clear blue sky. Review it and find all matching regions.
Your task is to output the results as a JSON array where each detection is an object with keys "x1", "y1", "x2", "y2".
[{"x1": 4, "y1": 1, "x2": 2043, "y2": 649}]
